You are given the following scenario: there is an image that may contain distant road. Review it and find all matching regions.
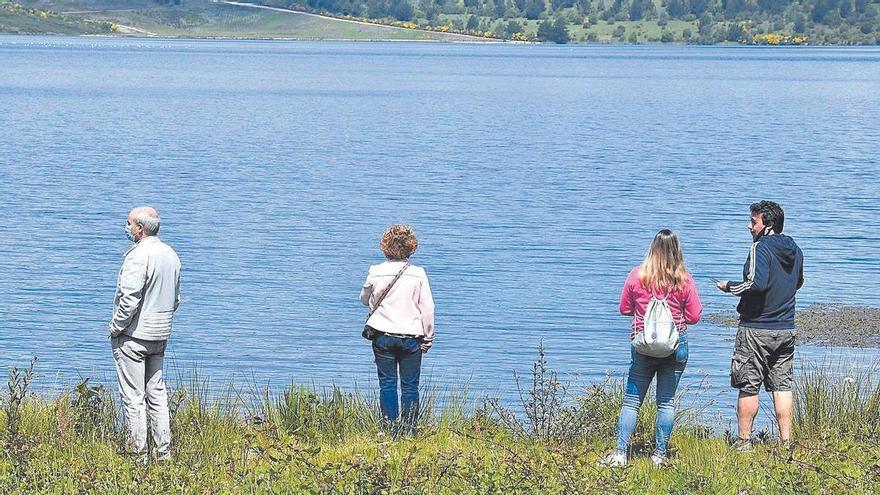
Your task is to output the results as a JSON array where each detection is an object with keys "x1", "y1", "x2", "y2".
[
  {"x1": 60, "y1": 9, "x2": 143, "y2": 14},
  {"x1": 221, "y1": 0, "x2": 494, "y2": 41},
  {"x1": 115, "y1": 24, "x2": 157, "y2": 36}
]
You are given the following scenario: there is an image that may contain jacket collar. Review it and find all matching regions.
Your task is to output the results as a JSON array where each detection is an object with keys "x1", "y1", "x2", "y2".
[{"x1": 123, "y1": 235, "x2": 159, "y2": 256}]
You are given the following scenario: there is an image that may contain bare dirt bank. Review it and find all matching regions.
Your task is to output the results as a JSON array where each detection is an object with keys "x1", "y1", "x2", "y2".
[{"x1": 706, "y1": 305, "x2": 880, "y2": 348}]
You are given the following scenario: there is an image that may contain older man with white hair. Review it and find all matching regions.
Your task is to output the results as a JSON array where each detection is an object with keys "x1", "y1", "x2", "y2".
[{"x1": 110, "y1": 206, "x2": 180, "y2": 462}]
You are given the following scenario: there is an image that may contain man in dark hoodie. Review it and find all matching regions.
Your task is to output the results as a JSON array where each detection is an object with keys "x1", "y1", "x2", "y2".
[{"x1": 717, "y1": 201, "x2": 804, "y2": 450}]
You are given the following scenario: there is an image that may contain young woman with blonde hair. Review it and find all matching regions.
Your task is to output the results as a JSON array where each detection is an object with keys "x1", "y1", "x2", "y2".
[{"x1": 604, "y1": 229, "x2": 702, "y2": 467}]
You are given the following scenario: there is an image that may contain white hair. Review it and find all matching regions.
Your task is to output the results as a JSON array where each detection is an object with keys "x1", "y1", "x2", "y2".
[{"x1": 134, "y1": 208, "x2": 161, "y2": 236}]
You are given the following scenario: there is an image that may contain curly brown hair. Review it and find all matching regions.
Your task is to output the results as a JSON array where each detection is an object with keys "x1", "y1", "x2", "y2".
[{"x1": 380, "y1": 224, "x2": 418, "y2": 260}]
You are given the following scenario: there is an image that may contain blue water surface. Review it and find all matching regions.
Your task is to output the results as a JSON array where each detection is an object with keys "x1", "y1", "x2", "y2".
[{"x1": 1, "y1": 36, "x2": 879, "y2": 425}]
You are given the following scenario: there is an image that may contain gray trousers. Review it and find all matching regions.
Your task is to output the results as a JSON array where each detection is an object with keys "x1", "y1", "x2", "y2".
[{"x1": 111, "y1": 334, "x2": 171, "y2": 458}]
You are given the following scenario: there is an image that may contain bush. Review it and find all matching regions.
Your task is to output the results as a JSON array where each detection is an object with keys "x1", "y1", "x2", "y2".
[
  {"x1": 536, "y1": 16, "x2": 570, "y2": 43},
  {"x1": 3, "y1": 352, "x2": 880, "y2": 493}
]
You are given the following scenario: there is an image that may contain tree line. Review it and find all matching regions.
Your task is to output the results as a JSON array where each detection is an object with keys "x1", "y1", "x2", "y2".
[{"x1": 251, "y1": 0, "x2": 879, "y2": 43}]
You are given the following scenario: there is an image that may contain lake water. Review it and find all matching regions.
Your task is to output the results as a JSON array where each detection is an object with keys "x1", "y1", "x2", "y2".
[{"x1": 1, "y1": 36, "x2": 879, "y2": 426}]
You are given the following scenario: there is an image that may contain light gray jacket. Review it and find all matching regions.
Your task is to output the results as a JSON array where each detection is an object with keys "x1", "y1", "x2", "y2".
[{"x1": 110, "y1": 236, "x2": 181, "y2": 341}]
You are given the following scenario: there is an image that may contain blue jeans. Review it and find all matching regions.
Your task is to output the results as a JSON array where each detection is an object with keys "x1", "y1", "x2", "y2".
[
  {"x1": 372, "y1": 334, "x2": 423, "y2": 426},
  {"x1": 615, "y1": 334, "x2": 688, "y2": 456}
]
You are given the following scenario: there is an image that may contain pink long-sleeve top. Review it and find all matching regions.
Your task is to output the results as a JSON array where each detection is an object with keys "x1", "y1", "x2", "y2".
[{"x1": 619, "y1": 267, "x2": 702, "y2": 338}]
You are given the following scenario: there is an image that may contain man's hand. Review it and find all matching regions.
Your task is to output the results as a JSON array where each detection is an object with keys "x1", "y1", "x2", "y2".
[
  {"x1": 420, "y1": 342, "x2": 432, "y2": 353},
  {"x1": 108, "y1": 323, "x2": 123, "y2": 338},
  {"x1": 716, "y1": 281, "x2": 730, "y2": 292}
]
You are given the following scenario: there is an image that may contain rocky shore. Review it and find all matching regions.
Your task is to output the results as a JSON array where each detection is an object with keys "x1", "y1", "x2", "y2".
[{"x1": 706, "y1": 305, "x2": 880, "y2": 348}]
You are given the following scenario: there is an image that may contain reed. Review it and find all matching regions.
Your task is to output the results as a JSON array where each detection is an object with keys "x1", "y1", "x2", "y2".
[
  {"x1": 794, "y1": 362, "x2": 880, "y2": 438},
  {"x1": 1, "y1": 350, "x2": 878, "y2": 494}
]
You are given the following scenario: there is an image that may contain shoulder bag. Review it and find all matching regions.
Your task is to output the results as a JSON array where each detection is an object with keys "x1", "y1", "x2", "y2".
[{"x1": 362, "y1": 263, "x2": 409, "y2": 340}]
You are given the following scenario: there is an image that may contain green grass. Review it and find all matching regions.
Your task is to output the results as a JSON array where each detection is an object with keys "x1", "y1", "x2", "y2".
[
  {"x1": 437, "y1": 14, "x2": 700, "y2": 43},
  {"x1": 88, "y1": 4, "x2": 476, "y2": 40},
  {"x1": 2, "y1": 350, "x2": 880, "y2": 493},
  {"x1": 6, "y1": 0, "x2": 483, "y2": 40},
  {"x1": 0, "y1": 1, "x2": 114, "y2": 34},
  {"x1": 570, "y1": 20, "x2": 699, "y2": 43}
]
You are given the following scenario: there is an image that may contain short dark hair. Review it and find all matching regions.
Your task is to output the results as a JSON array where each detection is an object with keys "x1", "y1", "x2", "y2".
[{"x1": 750, "y1": 201, "x2": 785, "y2": 233}]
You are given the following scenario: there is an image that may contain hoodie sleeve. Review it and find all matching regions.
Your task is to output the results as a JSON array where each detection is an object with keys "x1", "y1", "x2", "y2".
[
  {"x1": 619, "y1": 270, "x2": 637, "y2": 316},
  {"x1": 728, "y1": 242, "x2": 771, "y2": 296},
  {"x1": 682, "y1": 275, "x2": 702, "y2": 325},
  {"x1": 797, "y1": 254, "x2": 805, "y2": 290}
]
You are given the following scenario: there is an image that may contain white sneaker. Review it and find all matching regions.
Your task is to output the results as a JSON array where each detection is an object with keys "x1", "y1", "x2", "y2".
[
  {"x1": 599, "y1": 452, "x2": 627, "y2": 467},
  {"x1": 650, "y1": 453, "x2": 667, "y2": 467}
]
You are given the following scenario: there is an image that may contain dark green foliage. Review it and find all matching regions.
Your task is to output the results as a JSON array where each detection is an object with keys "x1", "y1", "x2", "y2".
[
  {"x1": 552, "y1": 0, "x2": 575, "y2": 9},
  {"x1": 69, "y1": 378, "x2": 119, "y2": 441},
  {"x1": 537, "y1": 15, "x2": 570, "y2": 42},
  {"x1": 665, "y1": 0, "x2": 688, "y2": 18},
  {"x1": 389, "y1": 0, "x2": 413, "y2": 20},
  {"x1": 688, "y1": 0, "x2": 711, "y2": 16},
  {"x1": 726, "y1": 21, "x2": 746, "y2": 40},
  {"x1": 523, "y1": 0, "x2": 545, "y2": 19},
  {"x1": 630, "y1": 0, "x2": 644, "y2": 20},
  {"x1": 466, "y1": 13, "x2": 479, "y2": 29},
  {"x1": 2, "y1": 358, "x2": 37, "y2": 475},
  {"x1": 498, "y1": 18, "x2": 523, "y2": 36}
]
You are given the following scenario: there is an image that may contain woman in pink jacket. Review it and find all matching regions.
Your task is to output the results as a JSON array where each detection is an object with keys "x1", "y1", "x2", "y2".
[{"x1": 604, "y1": 229, "x2": 702, "y2": 467}]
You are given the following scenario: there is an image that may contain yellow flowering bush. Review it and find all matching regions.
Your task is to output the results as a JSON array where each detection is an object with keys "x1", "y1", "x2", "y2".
[{"x1": 752, "y1": 33, "x2": 808, "y2": 45}]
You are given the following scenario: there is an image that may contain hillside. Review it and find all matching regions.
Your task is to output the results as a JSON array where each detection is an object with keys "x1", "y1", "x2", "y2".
[
  {"x1": 0, "y1": 1, "x2": 114, "y2": 34},
  {"x1": 4, "y1": 0, "x2": 487, "y2": 39},
  {"x1": 3, "y1": 0, "x2": 879, "y2": 43},
  {"x1": 258, "y1": 0, "x2": 880, "y2": 43}
]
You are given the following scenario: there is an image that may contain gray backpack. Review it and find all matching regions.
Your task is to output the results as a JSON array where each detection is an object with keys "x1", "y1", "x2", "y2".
[{"x1": 632, "y1": 293, "x2": 679, "y2": 358}]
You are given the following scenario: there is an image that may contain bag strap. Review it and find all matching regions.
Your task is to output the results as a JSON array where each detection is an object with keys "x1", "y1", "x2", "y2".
[{"x1": 367, "y1": 263, "x2": 410, "y2": 321}]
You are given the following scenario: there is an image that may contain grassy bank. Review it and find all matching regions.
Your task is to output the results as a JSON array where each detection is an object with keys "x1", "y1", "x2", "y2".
[
  {"x1": 0, "y1": 1, "x2": 115, "y2": 34},
  {"x1": 8, "y1": 0, "x2": 481, "y2": 40},
  {"x1": 2, "y1": 351, "x2": 880, "y2": 494}
]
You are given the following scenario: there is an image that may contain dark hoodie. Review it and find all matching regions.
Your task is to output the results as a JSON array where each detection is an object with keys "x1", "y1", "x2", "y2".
[{"x1": 726, "y1": 234, "x2": 804, "y2": 330}]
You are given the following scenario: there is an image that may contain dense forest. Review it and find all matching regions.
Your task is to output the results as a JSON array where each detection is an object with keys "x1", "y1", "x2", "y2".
[{"x1": 254, "y1": 0, "x2": 880, "y2": 43}]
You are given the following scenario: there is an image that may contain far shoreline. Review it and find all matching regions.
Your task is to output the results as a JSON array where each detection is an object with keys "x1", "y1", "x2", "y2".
[{"x1": 6, "y1": 31, "x2": 866, "y2": 46}]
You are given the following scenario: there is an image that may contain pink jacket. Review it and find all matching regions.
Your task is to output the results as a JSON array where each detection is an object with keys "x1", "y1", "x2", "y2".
[{"x1": 619, "y1": 267, "x2": 702, "y2": 337}]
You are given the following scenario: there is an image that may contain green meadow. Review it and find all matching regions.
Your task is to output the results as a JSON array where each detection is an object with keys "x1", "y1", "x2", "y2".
[
  {"x1": 2, "y1": 348, "x2": 879, "y2": 494},
  {"x1": 3, "y1": 0, "x2": 481, "y2": 40}
]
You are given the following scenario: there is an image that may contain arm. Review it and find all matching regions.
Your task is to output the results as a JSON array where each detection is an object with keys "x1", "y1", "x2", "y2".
[
  {"x1": 728, "y1": 242, "x2": 771, "y2": 296},
  {"x1": 174, "y1": 263, "x2": 181, "y2": 312},
  {"x1": 682, "y1": 276, "x2": 702, "y2": 325},
  {"x1": 619, "y1": 272, "x2": 636, "y2": 316},
  {"x1": 109, "y1": 254, "x2": 147, "y2": 337},
  {"x1": 359, "y1": 269, "x2": 373, "y2": 306},
  {"x1": 797, "y1": 257, "x2": 804, "y2": 290},
  {"x1": 418, "y1": 272, "x2": 435, "y2": 352}
]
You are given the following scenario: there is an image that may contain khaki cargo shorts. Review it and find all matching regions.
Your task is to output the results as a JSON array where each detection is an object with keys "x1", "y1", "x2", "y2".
[{"x1": 730, "y1": 326, "x2": 796, "y2": 395}]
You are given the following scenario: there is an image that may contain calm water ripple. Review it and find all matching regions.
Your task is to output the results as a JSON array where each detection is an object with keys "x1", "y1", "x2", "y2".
[{"x1": 1, "y1": 36, "x2": 879, "y2": 425}]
